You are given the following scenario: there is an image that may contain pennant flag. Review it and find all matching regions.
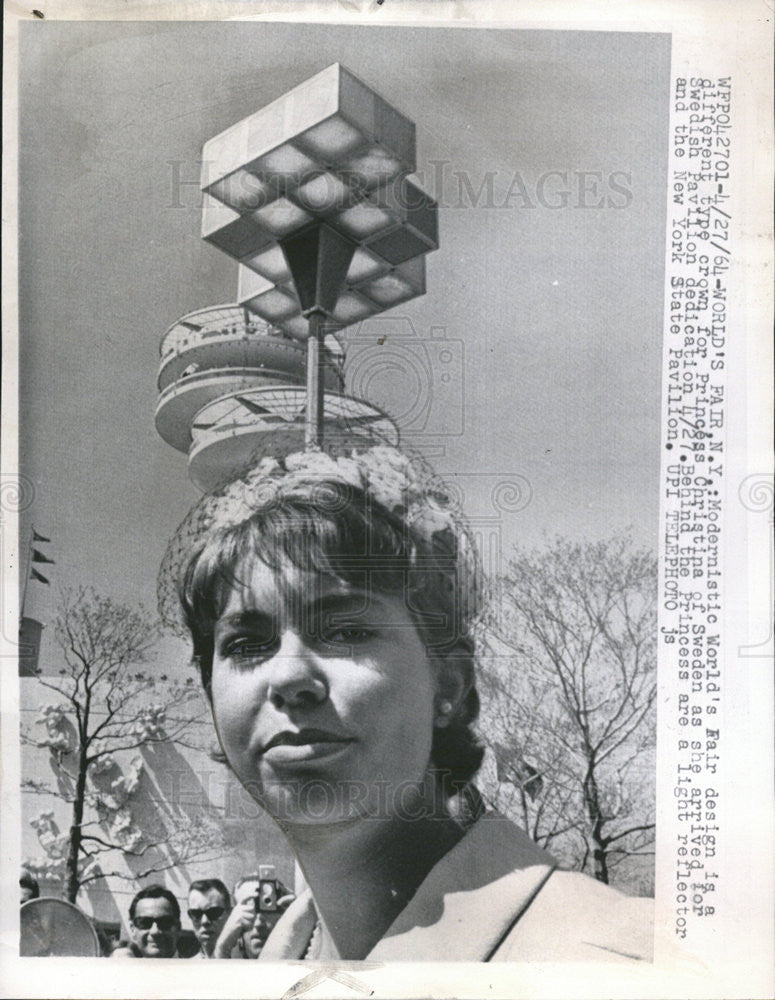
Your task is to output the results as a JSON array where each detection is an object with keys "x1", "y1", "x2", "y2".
[
  {"x1": 30, "y1": 567, "x2": 50, "y2": 585},
  {"x1": 32, "y1": 529, "x2": 51, "y2": 543},
  {"x1": 32, "y1": 548, "x2": 55, "y2": 565}
]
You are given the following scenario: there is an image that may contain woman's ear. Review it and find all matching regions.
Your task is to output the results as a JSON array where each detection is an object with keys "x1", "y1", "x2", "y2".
[{"x1": 432, "y1": 654, "x2": 469, "y2": 728}]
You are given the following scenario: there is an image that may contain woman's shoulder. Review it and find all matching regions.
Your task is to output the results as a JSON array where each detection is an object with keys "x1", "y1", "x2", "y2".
[
  {"x1": 401, "y1": 810, "x2": 653, "y2": 963},
  {"x1": 259, "y1": 811, "x2": 654, "y2": 964},
  {"x1": 491, "y1": 867, "x2": 654, "y2": 963}
]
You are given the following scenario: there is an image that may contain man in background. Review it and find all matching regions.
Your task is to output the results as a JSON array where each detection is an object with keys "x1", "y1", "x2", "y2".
[
  {"x1": 186, "y1": 878, "x2": 231, "y2": 958},
  {"x1": 113, "y1": 884, "x2": 181, "y2": 958},
  {"x1": 212, "y1": 873, "x2": 294, "y2": 958}
]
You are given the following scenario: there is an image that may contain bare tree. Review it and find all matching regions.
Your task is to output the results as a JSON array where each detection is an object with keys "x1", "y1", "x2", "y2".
[
  {"x1": 479, "y1": 535, "x2": 657, "y2": 890},
  {"x1": 21, "y1": 586, "x2": 222, "y2": 903}
]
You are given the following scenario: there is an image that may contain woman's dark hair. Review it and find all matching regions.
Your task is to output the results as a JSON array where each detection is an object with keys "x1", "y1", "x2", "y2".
[{"x1": 178, "y1": 480, "x2": 484, "y2": 790}]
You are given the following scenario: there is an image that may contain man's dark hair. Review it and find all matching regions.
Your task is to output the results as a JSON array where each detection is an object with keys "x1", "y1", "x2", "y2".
[
  {"x1": 129, "y1": 884, "x2": 181, "y2": 923},
  {"x1": 20, "y1": 870, "x2": 40, "y2": 899},
  {"x1": 188, "y1": 878, "x2": 230, "y2": 907}
]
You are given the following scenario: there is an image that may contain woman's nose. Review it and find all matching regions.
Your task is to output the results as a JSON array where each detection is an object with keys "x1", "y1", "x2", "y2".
[{"x1": 265, "y1": 630, "x2": 328, "y2": 710}]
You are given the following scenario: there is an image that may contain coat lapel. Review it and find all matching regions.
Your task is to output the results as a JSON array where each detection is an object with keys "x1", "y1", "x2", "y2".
[
  {"x1": 368, "y1": 813, "x2": 555, "y2": 961},
  {"x1": 260, "y1": 813, "x2": 556, "y2": 962}
]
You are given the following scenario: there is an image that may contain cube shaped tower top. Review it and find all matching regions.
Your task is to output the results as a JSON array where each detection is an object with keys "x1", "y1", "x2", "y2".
[
  {"x1": 199, "y1": 63, "x2": 437, "y2": 340},
  {"x1": 201, "y1": 63, "x2": 416, "y2": 204}
]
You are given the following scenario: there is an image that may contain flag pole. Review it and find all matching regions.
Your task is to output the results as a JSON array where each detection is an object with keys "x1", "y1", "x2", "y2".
[{"x1": 21, "y1": 525, "x2": 34, "y2": 619}]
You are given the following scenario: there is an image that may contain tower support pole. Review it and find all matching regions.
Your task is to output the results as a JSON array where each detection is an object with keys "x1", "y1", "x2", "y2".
[{"x1": 305, "y1": 310, "x2": 326, "y2": 449}]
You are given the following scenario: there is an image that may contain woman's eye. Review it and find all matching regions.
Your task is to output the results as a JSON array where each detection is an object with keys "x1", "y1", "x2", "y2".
[
  {"x1": 320, "y1": 626, "x2": 374, "y2": 644},
  {"x1": 222, "y1": 636, "x2": 277, "y2": 660}
]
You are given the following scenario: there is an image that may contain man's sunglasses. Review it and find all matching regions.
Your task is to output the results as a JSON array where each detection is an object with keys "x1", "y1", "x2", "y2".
[
  {"x1": 132, "y1": 915, "x2": 178, "y2": 931},
  {"x1": 187, "y1": 906, "x2": 225, "y2": 923}
]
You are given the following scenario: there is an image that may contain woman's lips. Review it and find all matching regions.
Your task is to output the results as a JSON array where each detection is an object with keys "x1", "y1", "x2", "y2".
[{"x1": 260, "y1": 729, "x2": 355, "y2": 763}]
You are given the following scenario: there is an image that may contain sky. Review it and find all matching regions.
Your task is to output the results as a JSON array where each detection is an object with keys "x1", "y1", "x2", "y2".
[{"x1": 16, "y1": 21, "x2": 670, "y2": 663}]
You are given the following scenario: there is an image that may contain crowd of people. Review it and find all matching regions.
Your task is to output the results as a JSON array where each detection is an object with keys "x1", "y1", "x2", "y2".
[{"x1": 20, "y1": 869, "x2": 294, "y2": 959}]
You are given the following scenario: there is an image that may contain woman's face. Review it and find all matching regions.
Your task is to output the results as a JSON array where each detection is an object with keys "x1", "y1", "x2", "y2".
[{"x1": 210, "y1": 557, "x2": 439, "y2": 824}]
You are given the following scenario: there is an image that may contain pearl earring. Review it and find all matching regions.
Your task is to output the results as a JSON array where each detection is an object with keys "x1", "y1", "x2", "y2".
[{"x1": 438, "y1": 700, "x2": 453, "y2": 716}]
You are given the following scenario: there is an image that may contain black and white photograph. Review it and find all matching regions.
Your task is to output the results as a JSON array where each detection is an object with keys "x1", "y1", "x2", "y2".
[{"x1": 2, "y1": 3, "x2": 772, "y2": 998}]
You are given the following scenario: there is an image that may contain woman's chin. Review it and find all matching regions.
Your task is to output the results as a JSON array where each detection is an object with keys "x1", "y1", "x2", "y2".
[
  {"x1": 260, "y1": 785, "x2": 370, "y2": 827},
  {"x1": 233, "y1": 760, "x2": 434, "y2": 826},
  {"x1": 237, "y1": 776, "x2": 380, "y2": 827}
]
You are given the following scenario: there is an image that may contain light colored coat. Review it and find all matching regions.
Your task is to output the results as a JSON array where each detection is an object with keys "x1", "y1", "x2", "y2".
[{"x1": 259, "y1": 812, "x2": 653, "y2": 962}]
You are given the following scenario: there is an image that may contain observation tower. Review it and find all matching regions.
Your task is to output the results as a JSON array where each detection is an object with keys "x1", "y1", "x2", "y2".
[{"x1": 155, "y1": 64, "x2": 438, "y2": 491}]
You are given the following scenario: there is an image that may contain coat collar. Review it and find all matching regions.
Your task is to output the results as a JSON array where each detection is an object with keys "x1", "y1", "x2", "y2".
[{"x1": 260, "y1": 813, "x2": 556, "y2": 962}]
